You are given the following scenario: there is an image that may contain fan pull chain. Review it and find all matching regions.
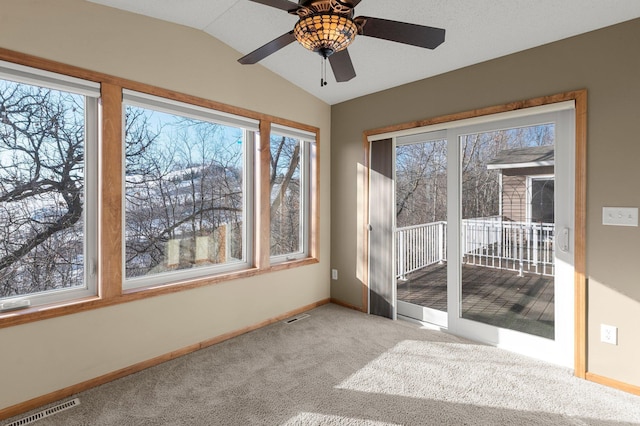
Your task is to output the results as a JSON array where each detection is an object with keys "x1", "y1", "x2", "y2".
[{"x1": 321, "y1": 57, "x2": 328, "y2": 87}]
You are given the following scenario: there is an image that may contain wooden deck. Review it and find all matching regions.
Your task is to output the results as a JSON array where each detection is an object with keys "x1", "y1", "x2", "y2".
[{"x1": 397, "y1": 262, "x2": 554, "y2": 339}]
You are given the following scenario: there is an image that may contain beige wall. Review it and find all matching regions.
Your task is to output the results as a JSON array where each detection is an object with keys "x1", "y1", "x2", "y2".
[
  {"x1": 331, "y1": 19, "x2": 640, "y2": 386},
  {"x1": 0, "y1": 0, "x2": 331, "y2": 411}
]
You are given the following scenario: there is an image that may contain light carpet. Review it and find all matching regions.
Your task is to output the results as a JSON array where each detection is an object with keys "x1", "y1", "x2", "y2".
[{"x1": 6, "y1": 304, "x2": 640, "y2": 425}]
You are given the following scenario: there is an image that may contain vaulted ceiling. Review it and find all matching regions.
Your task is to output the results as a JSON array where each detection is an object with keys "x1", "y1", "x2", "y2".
[{"x1": 87, "y1": 0, "x2": 640, "y2": 104}]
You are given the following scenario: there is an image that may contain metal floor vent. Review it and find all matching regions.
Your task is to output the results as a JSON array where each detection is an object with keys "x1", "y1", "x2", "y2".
[
  {"x1": 6, "y1": 398, "x2": 80, "y2": 426},
  {"x1": 283, "y1": 313, "x2": 310, "y2": 324}
]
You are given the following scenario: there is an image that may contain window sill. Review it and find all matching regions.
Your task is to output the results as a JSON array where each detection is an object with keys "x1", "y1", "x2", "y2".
[
  {"x1": 0, "y1": 256, "x2": 319, "y2": 329},
  {"x1": 0, "y1": 296, "x2": 102, "y2": 329}
]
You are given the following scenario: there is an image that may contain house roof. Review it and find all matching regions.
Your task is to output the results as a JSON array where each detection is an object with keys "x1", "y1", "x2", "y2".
[{"x1": 486, "y1": 146, "x2": 554, "y2": 170}]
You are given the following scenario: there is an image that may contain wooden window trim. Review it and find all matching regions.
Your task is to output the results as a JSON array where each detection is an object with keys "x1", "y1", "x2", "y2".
[
  {"x1": 0, "y1": 48, "x2": 320, "y2": 329},
  {"x1": 361, "y1": 90, "x2": 587, "y2": 376}
]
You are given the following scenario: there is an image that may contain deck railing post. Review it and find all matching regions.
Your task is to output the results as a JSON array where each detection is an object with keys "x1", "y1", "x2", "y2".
[
  {"x1": 461, "y1": 220, "x2": 467, "y2": 263},
  {"x1": 438, "y1": 222, "x2": 444, "y2": 264},
  {"x1": 533, "y1": 223, "x2": 539, "y2": 273},
  {"x1": 398, "y1": 231, "x2": 406, "y2": 280},
  {"x1": 518, "y1": 224, "x2": 524, "y2": 277}
]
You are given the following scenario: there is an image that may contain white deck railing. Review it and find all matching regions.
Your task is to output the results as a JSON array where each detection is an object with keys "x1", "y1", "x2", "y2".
[
  {"x1": 396, "y1": 218, "x2": 554, "y2": 280},
  {"x1": 396, "y1": 221, "x2": 447, "y2": 279}
]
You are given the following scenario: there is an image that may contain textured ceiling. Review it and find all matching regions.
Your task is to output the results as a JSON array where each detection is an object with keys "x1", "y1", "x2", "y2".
[{"x1": 87, "y1": 0, "x2": 640, "y2": 104}]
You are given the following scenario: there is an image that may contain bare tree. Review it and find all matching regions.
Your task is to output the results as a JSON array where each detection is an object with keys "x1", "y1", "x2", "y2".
[
  {"x1": 395, "y1": 124, "x2": 554, "y2": 227},
  {"x1": 270, "y1": 135, "x2": 302, "y2": 256},
  {"x1": 0, "y1": 81, "x2": 86, "y2": 297},
  {"x1": 124, "y1": 108, "x2": 245, "y2": 277},
  {"x1": 395, "y1": 140, "x2": 447, "y2": 227}
]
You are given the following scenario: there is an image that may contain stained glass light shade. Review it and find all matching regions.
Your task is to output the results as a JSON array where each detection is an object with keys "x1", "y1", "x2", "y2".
[{"x1": 294, "y1": 14, "x2": 358, "y2": 58}]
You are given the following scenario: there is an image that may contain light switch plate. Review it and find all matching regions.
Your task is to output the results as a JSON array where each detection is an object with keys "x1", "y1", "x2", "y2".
[{"x1": 602, "y1": 207, "x2": 638, "y2": 227}]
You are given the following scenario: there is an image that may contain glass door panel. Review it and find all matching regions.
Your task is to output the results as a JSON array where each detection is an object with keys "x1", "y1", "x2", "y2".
[
  {"x1": 459, "y1": 124, "x2": 556, "y2": 339},
  {"x1": 395, "y1": 135, "x2": 447, "y2": 325}
]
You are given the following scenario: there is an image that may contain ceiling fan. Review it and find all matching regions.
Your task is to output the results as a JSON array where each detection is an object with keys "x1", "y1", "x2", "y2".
[{"x1": 238, "y1": 0, "x2": 446, "y2": 85}]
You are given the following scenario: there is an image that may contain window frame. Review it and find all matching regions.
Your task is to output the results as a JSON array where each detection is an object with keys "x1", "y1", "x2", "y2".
[{"x1": 0, "y1": 61, "x2": 100, "y2": 311}]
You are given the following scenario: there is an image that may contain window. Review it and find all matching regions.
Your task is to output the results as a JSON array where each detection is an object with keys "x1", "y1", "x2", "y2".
[
  {"x1": 0, "y1": 55, "x2": 320, "y2": 324},
  {"x1": 0, "y1": 61, "x2": 99, "y2": 310},
  {"x1": 269, "y1": 125, "x2": 314, "y2": 262},
  {"x1": 528, "y1": 176, "x2": 554, "y2": 223},
  {"x1": 122, "y1": 91, "x2": 258, "y2": 289}
]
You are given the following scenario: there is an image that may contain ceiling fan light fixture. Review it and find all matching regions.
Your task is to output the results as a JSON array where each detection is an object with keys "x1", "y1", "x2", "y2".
[{"x1": 294, "y1": 14, "x2": 358, "y2": 58}]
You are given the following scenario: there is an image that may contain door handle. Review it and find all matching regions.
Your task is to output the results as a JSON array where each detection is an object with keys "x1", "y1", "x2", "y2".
[{"x1": 559, "y1": 227, "x2": 570, "y2": 252}]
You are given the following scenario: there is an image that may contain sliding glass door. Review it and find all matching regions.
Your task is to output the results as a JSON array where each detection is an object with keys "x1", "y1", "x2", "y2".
[{"x1": 384, "y1": 105, "x2": 576, "y2": 366}]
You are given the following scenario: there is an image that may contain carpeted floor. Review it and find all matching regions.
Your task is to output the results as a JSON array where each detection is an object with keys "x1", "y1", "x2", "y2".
[{"x1": 5, "y1": 303, "x2": 640, "y2": 425}]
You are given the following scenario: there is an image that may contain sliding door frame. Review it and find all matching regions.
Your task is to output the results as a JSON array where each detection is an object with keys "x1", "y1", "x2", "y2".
[{"x1": 361, "y1": 90, "x2": 587, "y2": 376}]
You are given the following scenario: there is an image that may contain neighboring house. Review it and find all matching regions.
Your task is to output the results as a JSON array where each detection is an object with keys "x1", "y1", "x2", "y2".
[{"x1": 487, "y1": 146, "x2": 555, "y2": 223}]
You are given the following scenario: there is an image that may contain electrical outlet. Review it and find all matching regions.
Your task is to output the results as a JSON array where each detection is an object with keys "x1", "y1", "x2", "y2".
[
  {"x1": 331, "y1": 269, "x2": 338, "y2": 280},
  {"x1": 602, "y1": 207, "x2": 638, "y2": 227},
  {"x1": 601, "y1": 324, "x2": 618, "y2": 345}
]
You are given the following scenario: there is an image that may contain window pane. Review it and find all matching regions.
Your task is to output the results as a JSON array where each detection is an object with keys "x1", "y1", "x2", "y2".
[
  {"x1": 270, "y1": 133, "x2": 303, "y2": 258},
  {"x1": 395, "y1": 138, "x2": 448, "y2": 316},
  {"x1": 396, "y1": 140, "x2": 448, "y2": 226},
  {"x1": 124, "y1": 105, "x2": 246, "y2": 280},
  {"x1": 531, "y1": 178, "x2": 554, "y2": 223},
  {"x1": 460, "y1": 124, "x2": 555, "y2": 339},
  {"x1": 0, "y1": 79, "x2": 87, "y2": 299}
]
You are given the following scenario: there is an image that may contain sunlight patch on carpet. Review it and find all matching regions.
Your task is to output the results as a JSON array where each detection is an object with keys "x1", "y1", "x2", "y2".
[
  {"x1": 335, "y1": 340, "x2": 640, "y2": 424},
  {"x1": 281, "y1": 412, "x2": 402, "y2": 426}
]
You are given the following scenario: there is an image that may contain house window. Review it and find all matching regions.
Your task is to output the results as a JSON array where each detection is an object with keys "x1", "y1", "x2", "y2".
[
  {"x1": 269, "y1": 125, "x2": 314, "y2": 262},
  {"x1": 122, "y1": 91, "x2": 257, "y2": 289},
  {"x1": 528, "y1": 176, "x2": 554, "y2": 223},
  {"x1": 0, "y1": 61, "x2": 99, "y2": 310}
]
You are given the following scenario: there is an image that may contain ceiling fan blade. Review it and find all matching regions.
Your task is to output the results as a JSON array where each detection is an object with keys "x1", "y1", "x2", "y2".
[
  {"x1": 328, "y1": 49, "x2": 356, "y2": 82},
  {"x1": 355, "y1": 16, "x2": 445, "y2": 49},
  {"x1": 248, "y1": 0, "x2": 300, "y2": 12},
  {"x1": 238, "y1": 31, "x2": 297, "y2": 64}
]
